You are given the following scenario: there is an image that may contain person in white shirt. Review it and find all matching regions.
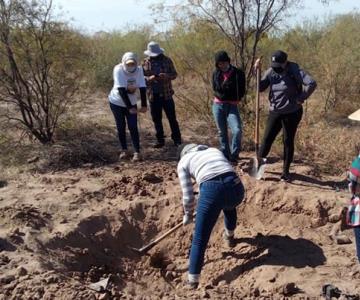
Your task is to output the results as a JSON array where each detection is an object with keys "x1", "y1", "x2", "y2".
[
  {"x1": 177, "y1": 143, "x2": 245, "y2": 288},
  {"x1": 108, "y1": 52, "x2": 147, "y2": 161}
]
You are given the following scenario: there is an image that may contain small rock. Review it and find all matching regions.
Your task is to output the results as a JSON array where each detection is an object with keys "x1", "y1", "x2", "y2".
[
  {"x1": 27, "y1": 156, "x2": 39, "y2": 163},
  {"x1": 138, "y1": 189, "x2": 148, "y2": 197},
  {"x1": 269, "y1": 277, "x2": 276, "y2": 283},
  {"x1": 281, "y1": 282, "x2": 299, "y2": 296},
  {"x1": 17, "y1": 267, "x2": 27, "y2": 277},
  {"x1": 201, "y1": 291, "x2": 210, "y2": 298},
  {"x1": 166, "y1": 263, "x2": 176, "y2": 271},
  {"x1": 335, "y1": 235, "x2": 352, "y2": 245},
  {"x1": 165, "y1": 271, "x2": 174, "y2": 281},
  {"x1": 129, "y1": 186, "x2": 139, "y2": 195},
  {"x1": 328, "y1": 214, "x2": 341, "y2": 223},
  {"x1": 0, "y1": 275, "x2": 15, "y2": 284},
  {"x1": 252, "y1": 287, "x2": 260, "y2": 297},
  {"x1": 98, "y1": 292, "x2": 110, "y2": 300}
]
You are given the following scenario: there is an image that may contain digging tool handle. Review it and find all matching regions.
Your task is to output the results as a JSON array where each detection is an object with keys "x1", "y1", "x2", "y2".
[
  {"x1": 255, "y1": 66, "x2": 261, "y2": 155},
  {"x1": 139, "y1": 221, "x2": 183, "y2": 253}
]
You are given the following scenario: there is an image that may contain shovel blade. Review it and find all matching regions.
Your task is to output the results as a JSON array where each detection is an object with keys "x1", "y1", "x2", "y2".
[{"x1": 249, "y1": 157, "x2": 266, "y2": 180}]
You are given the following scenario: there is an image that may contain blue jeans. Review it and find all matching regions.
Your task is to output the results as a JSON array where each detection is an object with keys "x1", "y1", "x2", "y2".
[
  {"x1": 189, "y1": 172, "x2": 245, "y2": 276},
  {"x1": 150, "y1": 95, "x2": 181, "y2": 144},
  {"x1": 355, "y1": 226, "x2": 360, "y2": 263},
  {"x1": 212, "y1": 103, "x2": 242, "y2": 160},
  {"x1": 109, "y1": 102, "x2": 140, "y2": 152}
]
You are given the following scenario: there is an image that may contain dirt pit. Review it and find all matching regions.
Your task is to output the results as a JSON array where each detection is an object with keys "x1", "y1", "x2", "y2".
[{"x1": 1, "y1": 156, "x2": 360, "y2": 299}]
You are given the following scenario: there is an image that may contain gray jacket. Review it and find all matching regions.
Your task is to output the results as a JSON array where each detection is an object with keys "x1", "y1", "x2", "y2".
[{"x1": 259, "y1": 62, "x2": 317, "y2": 114}]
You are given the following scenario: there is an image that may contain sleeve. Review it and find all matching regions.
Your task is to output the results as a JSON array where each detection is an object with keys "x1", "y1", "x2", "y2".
[
  {"x1": 177, "y1": 162, "x2": 195, "y2": 215},
  {"x1": 139, "y1": 88, "x2": 147, "y2": 107},
  {"x1": 259, "y1": 69, "x2": 271, "y2": 92},
  {"x1": 138, "y1": 67, "x2": 146, "y2": 88},
  {"x1": 348, "y1": 159, "x2": 360, "y2": 194},
  {"x1": 296, "y1": 69, "x2": 317, "y2": 102},
  {"x1": 118, "y1": 88, "x2": 134, "y2": 109},
  {"x1": 166, "y1": 58, "x2": 177, "y2": 80}
]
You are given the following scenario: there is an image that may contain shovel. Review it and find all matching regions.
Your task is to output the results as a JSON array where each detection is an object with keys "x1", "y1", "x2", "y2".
[
  {"x1": 129, "y1": 211, "x2": 197, "y2": 255},
  {"x1": 250, "y1": 62, "x2": 263, "y2": 179},
  {"x1": 129, "y1": 220, "x2": 184, "y2": 255}
]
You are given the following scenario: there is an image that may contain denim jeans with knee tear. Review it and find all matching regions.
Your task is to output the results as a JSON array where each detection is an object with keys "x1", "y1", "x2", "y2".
[
  {"x1": 212, "y1": 103, "x2": 242, "y2": 160},
  {"x1": 188, "y1": 172, "x2": 245, "y2": 277}
]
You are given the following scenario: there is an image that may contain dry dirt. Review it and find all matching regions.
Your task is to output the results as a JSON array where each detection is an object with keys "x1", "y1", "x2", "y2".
[{"x1": 1, "y1": 98, "x2": 360, "y2": 299}]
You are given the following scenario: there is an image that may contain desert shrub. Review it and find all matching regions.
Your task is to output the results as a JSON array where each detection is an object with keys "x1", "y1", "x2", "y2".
[{"x1": 0, "y1": 0, "x2": 88, "y2": 144}]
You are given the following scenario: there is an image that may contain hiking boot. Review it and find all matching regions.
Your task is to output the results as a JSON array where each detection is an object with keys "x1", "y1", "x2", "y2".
[
  {"x1": 153, "y1": 141, "x2": 165, "y2": 148},
  {"x1": 132, "y1": 152, "x2": 142, "y2": 162},
  {"x1": 223, "y1": 233, "x2": 236, "y2": 248},
  {"x1": 118, "y1": 150, "x2": 128, "y2": 161},
  {"x1": 280, "y1": 172, "x2": 291, "y2": 182}
]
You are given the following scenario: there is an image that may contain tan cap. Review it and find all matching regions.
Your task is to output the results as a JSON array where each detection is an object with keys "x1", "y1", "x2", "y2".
[{"x1": 348, "y1": 109, "x2": 360, "y2": 121}]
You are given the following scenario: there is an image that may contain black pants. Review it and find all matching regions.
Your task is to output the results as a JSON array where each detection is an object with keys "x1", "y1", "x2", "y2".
[
  {"x1": 150, "y1": 95, "x2": 182, "y2": 144},
  {"x1": 258, "y1": 107, "x2": 303, "y2": 174}
]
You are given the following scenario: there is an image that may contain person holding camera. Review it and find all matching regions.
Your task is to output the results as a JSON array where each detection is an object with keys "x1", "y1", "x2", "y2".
[
  {"x1": 142, "y1": 41, "x2": 182, "y2": 148},
  {"x1": 108, "y1": 52, "x2": 147, "y2": 161}
]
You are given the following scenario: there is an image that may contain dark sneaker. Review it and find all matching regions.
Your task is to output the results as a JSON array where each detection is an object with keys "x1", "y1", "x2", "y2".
[
  {"x1": 280, "y1": 173, "x2": 291, "y2": 182},
  {"x1": 174, "y1": 141, "x2": 182, "y2": 147},
  {"x1": 153, "y1": 141, "x2": 165, "y2": 148},
  {"x1": 223, "y1": 233, "x2": 236, "y2": 248}
]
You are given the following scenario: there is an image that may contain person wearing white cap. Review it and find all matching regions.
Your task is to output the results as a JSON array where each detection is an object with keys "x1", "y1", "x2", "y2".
[
  {"x1": 108, "y1": 52, "x2": 147, "y2": 161},
  {"x1": 177, "y1": 143, "x2": 245, "y2": 288},
  {"x1": 142, "y1": 41, "x2": 182, "y2": 148}
]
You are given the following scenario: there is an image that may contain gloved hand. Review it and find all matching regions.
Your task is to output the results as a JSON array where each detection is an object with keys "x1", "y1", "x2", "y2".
[{"x1": 183, "y1": 213, "x2": 193, "y2": 226}]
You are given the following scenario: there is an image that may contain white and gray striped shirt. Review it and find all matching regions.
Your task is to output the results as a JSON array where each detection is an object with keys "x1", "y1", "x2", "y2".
[{"x1": 177, "y1": 146, "x2": 234, "y2": 215}]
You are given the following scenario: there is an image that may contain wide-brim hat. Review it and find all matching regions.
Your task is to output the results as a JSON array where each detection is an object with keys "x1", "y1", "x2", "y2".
[
  {"x1": 348, "y1": 108, "x2": 360, "y2": 121},
  {"x1": 144, "y1": 41, "x2": 164, "y2": 57}
]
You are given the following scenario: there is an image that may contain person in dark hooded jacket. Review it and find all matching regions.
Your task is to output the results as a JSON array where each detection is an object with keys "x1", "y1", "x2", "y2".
[{"x1": 212, "y1": 51, "x2": 246, "y2": 162}]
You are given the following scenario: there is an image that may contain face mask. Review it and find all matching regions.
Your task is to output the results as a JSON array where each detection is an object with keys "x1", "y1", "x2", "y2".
[
  {"x1": 273, "y1": 66, "x2": 284, "y2": 74},
  {"x1": 125, "y1": 65, "x2": 137, "y2": 73},
  {"x1": 219, "y1": 63, "x2": 230, "y2": 72}
]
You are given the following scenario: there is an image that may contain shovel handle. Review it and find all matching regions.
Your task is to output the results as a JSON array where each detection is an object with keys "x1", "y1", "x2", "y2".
[{"x1": 255, "y1": 66, "x2": 261, "y2": 154}]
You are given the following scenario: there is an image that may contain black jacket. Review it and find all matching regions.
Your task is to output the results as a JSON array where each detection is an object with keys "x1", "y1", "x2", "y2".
[{"x1": 212, "y1": 65, "x2": 246, "y2": 102}]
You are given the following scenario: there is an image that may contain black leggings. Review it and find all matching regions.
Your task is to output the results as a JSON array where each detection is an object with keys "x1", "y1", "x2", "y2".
[{"x1": 258, "y1": 107, "x2": 303, "y2": 174}]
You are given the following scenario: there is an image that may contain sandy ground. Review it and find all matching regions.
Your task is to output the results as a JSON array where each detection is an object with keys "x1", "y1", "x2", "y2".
[{"x1": 1, "y1": 97, "x2": 360, "y2": 299}]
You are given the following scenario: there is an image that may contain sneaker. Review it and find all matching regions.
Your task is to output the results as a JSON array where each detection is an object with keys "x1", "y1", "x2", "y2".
[
  {"x1": 132, "y1": 152, "x2": 142, "y2": 162},
  {"x1": 223, "y1": 233, "x2": 236, "y2": 248},
  {"x1": 186, "y1": 281, "x2": 199, "y2": 290},
  {"x1": 280, "y1": 173, "x2": 291, "y2": 182},
  {"x1": 118, "y1": 150, "x2": 128, "y2": 161},
  {"x1": 153, "y1": 141, "x2": 165, "y2": 148},
  {"x1": 255, "y1": 158, "x2": 267, "y2": 180}
]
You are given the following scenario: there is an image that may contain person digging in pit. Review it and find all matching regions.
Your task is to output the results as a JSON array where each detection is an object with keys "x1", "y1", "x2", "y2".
[{"x1": 177, "y1": 143, "x2": 245, "y2": 289}]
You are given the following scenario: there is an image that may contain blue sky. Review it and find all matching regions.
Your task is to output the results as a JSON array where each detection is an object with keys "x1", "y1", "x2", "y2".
[{"x1": 54, "y1": 0, "x2": 360, "y2": 33}]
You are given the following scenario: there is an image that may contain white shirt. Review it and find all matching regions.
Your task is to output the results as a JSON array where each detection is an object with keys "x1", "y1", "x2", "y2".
[
  {"x1": 108, "y1": 64, "x2": 146, "y2": 107},
  {"x1": 177, "y1": 147, "x2": 234, "y2": 214}
]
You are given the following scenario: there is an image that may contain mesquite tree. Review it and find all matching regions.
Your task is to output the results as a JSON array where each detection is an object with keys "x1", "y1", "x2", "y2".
[{"x1": 0, "y1": 0, "x2": 85, "y2": 144}]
